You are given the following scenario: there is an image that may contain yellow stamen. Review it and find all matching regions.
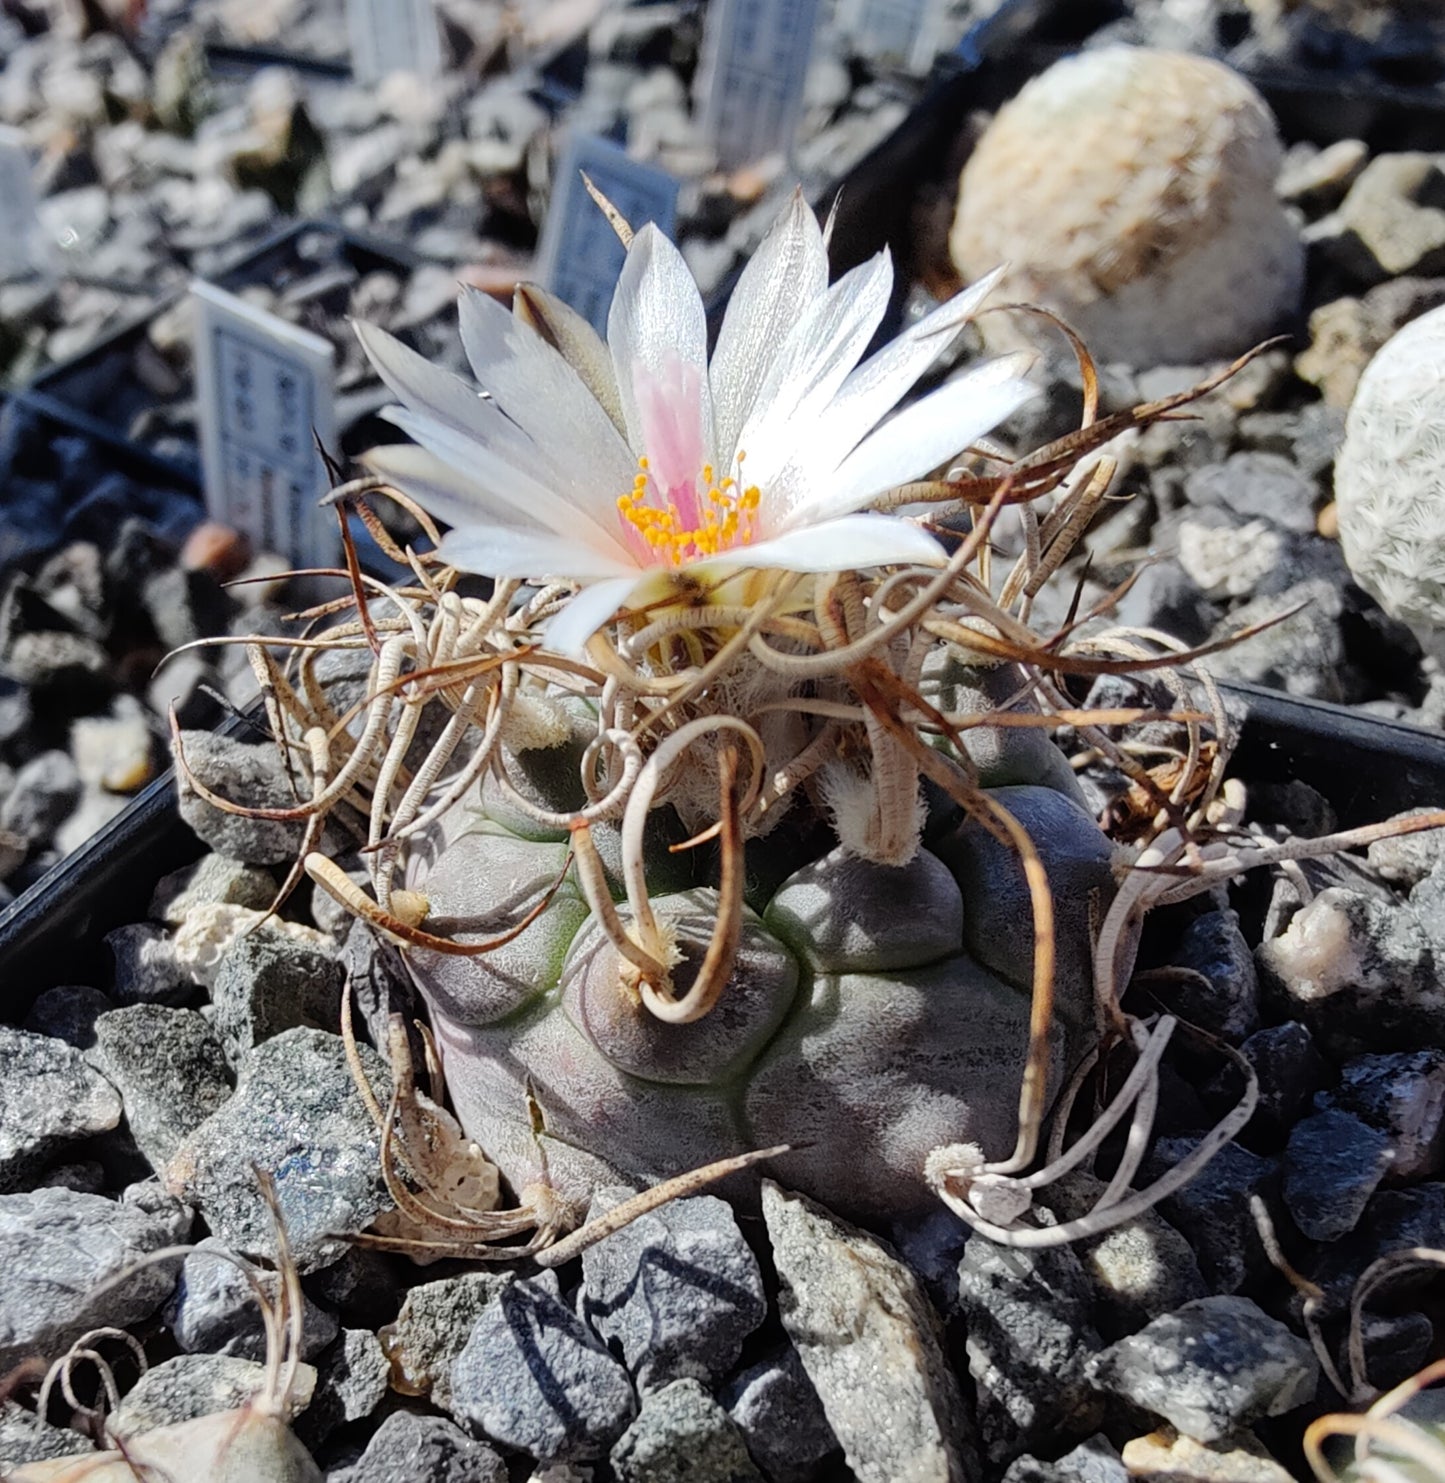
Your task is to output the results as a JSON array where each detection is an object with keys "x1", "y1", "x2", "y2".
[{"x1": 616, "y1": 453, "x2": 762, "y2": 565}]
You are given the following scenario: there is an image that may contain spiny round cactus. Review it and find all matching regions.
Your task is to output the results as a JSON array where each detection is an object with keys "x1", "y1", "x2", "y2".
[
  {"x1": 1333, "y1": 302, "x2": 1445, "y2": 643},
  {"x1": 949, "y1": 46, "x2": 1303, "y2": 367}
]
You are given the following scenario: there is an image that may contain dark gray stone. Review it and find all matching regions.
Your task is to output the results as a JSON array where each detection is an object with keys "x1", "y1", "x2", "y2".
[
  {"x1": 1310, "y1": 1184, "x2": 1445, "y2": 1311},
  {"x1": 1163, "y1": 909, "x2": 1261, "y2": 1041},
  {"x1": 22, "y1": 984, "x2": 114, "y2": 1060},
  {"x1": 449, "y1": 1274, "x2": 637, "y2": 1462},
  {"x1": 1150, "y1": 1138, "x2": 1279, "y2": 1293},
  {"x1": 1202, "y1": 577, "x2": 1351, "y2": 702},
  {"x1": 1205, "y1": 1021, "x2": 1328, "y2": 1136},
  {"x1": 612, "y1": 1378, "x2": 763, "y2": 1483},
  {"x1": 329, "y1": 1411, "x2": 506, "y2": 1483},
  {"x1": 957, "y1": 1221, "x2": 1103, "y2": 1461},
  {"x1": 581, "y1": 1186, "x2": 766, "y2": 1393},
  {"x1": 0, "y1": 1185, "x2": 189, "y2": 1373},
  {"x1": 1085, "y1": 1295, "x2": 1319, "y2": 1444},
  {"x1": 0, "y1": 1025, "x2": 121, "y2": 1191},
  {"x1": 294, "y1": 1327, "x2": 389, "y2": 1449},
  {"x1": 93, "y1": 1004, "x2": 232, "y2": 1169},
  {"x1": 165, "y1": 1235, "x2": 338, "y2": 1361},
  {"x1": 723, "y1": 1344, "x2": 838, "y2": 1483},
  {"x1": 1321, "y1": 1050, "x2": 1445, "y2": 1179},
  {"x1": 151, "y1": 853, "x2": 278, "y2": 922},
  {"x1": 163, "y1": 1028, "x2": 391, "y2": 1272},
  {"x1": 1283, "y1": 1109, "x2": 1393, "y2": 1241},
  {"x1": 211, "y1": 928, "x2": 346, "y2": 1059}
]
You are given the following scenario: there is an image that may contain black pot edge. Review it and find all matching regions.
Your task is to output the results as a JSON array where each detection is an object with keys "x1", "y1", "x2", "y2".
[{"x1": 3, "y1": 679, "x2": 1442, "y2": 1016}]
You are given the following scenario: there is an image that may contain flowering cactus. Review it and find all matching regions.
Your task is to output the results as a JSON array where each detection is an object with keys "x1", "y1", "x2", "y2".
[{"x1": 187, "y1": 191, "x2": 1277, "y2": 1254}]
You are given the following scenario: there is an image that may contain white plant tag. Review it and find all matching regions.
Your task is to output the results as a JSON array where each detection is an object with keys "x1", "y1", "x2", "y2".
[
  {"x1": 344, "y1": 0, "x2": 442, "y2": 85},
  {"x1": 695, "y1": 0, "x2": 822, "y2": 170},
  {"x1": 191, "y1": 280, "x2": 339, "y2": 569},
  {"x1": 836, "y1": 0, "x2": 947, "y2": 74},
  {"x1": 0, "y1": 126, "x2": 42, "y2": 277},
  {"x1": 536, "y1": 133, "x2": 680, "y2": 335}
]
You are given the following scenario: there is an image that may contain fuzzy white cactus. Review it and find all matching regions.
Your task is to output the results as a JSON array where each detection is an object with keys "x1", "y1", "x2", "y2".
[
  {"x1": 1334, "y1": 302, "x2": 1445, "y2": 646},
  {"x1": 949, "y1": 46, "x2": 1303, "y2": 367}
]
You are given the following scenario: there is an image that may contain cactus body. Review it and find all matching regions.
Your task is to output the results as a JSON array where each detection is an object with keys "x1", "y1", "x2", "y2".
[{"x1": 403, "y1": 665, "x2": 1113, "y2": 1218}]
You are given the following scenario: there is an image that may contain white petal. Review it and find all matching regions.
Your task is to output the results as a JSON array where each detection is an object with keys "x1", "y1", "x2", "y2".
[
  {"x1": 382, "y1": 406, "x2": 635, "y2": 562},
  {"x1": 709, "y1": 192, "x2": 828, "y2": 463},
  {"x1": 541, "y1": 575, "x2": 643, "y2": 656},
  {"x1": 438, "y1": 526, "x2": 638, "y2": 580},
  {"x1": 798, "y1": 372, "x2": 1038, "y2": 523},
  {"x1": 735, "y1": 250, "x2": 894, "y2": 496},
  {"x1": 362, "y1": 442, "x2": 546, "y2": 534},
  {"x1": 358, "y1": 316, "x2": 620, "y2": 525},
  {"x1": 607, "y1": 224, "x2": 714, "y2": 466},
  {"x1": 458, "y1": 286, "x2": 636, "y2": 501},
  {"x1": 814, "y1": 268, "x2": 1012, "y2": 468},
  {"x1": 514, "y1": 283, "x2": 627, "y2": 433},
  {"x1": 697, "y1": 513, "x2": 945, "y2": 576},
  {"x1": 356, "y1": 320, "x2": 490, "y2": 440}
]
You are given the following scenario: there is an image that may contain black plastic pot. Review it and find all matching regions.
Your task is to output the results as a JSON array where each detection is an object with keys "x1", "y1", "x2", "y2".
[{"x1": 4, "y1": 680, "x2": 1443, "y2": 1020}]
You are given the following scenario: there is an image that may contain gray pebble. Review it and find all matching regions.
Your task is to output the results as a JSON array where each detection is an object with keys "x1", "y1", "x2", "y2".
[
  {"x1": 1322, "y1": 1050, "x2": 1445, "y2": 1179},
  {"x1": 449, "y1": 1274, "x2": 637, "y2": 1462},
  {"x1": 722, "y1": 1344, "x2": 838, "y2": 1483},
  {"x1": 294, "y1": 1327, "x2": 390, "y2": 1449},
  {"x1": 211, "y1": 928, "x2": 345, "y2": 1059},
  {"x1": 0, "y1": 1025, "x2": 121, "y2": 1191},
  {"x1": 957, "y1": 1217, "x2": 1103, "y2": 1460},
  {"x1": 163, "y1": 1027, "x2": 391, "y2": 1272},
  {"x1": 151, "y1": 853, "x2": 278, "y2": 923},
  {"x1": 93, "y1": 1004, "x2": 232, "y2": 1170},
  {"x1": 0, "y1": 1401, "x2": 93, "y2": 1469},
  {"x1": 0, "y1": 749, "x2": 80, "y2": 846},
  {"x1": 1002, "y1": 1435, "x2": 1128, "y2": 1483},
  {"x1": 21, "y1": 984, "x2": 113, "y2": 1061},
  {"x1": 1184, "y1": 452, "x2": 1319, "y2": 533},
  {"x1": 1283, "y1": 1109, "x2": 1394, "y2": 1241},
  {"x1": 165, "y1": 1235, "x2": 338, "y2": 1362},
  {"x1": 1206, "y1": 1021, "x2": 1327, "y2": 1137},
  {"x1": 378, "y1": 1271, "x2": 514, "y2": 1410},
  {"x1": 1086, "y1": 1295, "x2": 1318, "y2": 1444},
  {"x1": 329, "y1": 1411, "x2": 506, "y2": 1483},
  {"x1": 581, "y1": 1186, "x2": 766, "y2": 1393},
  {"x1": 105, "y1": 922, "x2": 191, "y2": 1006},
  {"x1": 1149, "y1": 1138, "x2": 1279, "y2": 1293},
  {"x1": 0, "y1": 1185, "x2": 188, "y2": 1373},
  {"x1": 612, "y1": 1378, "x2": 762, "y2": 1483},
  {"x1": 1163, "y1": 909, "x2": 1261, "y2": 1041},
  {"x1": 175, "y1": 729, "x2": 310, "y2": 865},
  {"x1": 108, "y1": 1352, "x2": 317, "y2": 1441},
  {"x1": 764, "y1": 1182, "x2": 976, "y2": 1483}
]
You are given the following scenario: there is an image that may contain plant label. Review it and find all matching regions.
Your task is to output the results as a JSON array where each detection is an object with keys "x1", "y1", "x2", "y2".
[
  {"x1": 0, "y1": 127, "x2": 42, "y2": 277},
  {"x1": 836, "y1": 0, "x2": 946, "y2": 74},
  {"x1": 345, "y1": 0, "x2": 442, "y2": 85},
  {"x1": 695, "y1": 0, "x2": 822, "y2": 170},
  {"x1": 537, "y1": 133, "x2": 680, "y2": 335},
  {"x1": 192, "y1": 280, "x2": 339, "y2": 569}
]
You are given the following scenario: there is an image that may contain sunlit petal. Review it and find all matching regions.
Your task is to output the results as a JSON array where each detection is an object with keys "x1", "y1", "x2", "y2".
[
  {"x1": 710, "y1": 190, "x2": 828, "y2": 462},
  {"x1": 439, "y1": 527, "x2": 638, "y2": 580},
  {"x1": 697, "y1": 513, "x2": 945, "y2": 577},
  {"x1": 541, "y1": 575, "x2": 643, "y2": 656}
]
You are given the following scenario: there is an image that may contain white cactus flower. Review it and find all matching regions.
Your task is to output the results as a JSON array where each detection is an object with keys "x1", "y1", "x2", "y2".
[{"x1": 357, "y1": 193, "x2": 1036, "y2": 654}]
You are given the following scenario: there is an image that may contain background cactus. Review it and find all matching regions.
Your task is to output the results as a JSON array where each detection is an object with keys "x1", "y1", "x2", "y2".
[
  {"x1": 949, "y1": 46, "x2": 1303, "y2": 367},
  {"x1": 1334, "y1": 301, "x2": 1445, "y2": 649}
]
